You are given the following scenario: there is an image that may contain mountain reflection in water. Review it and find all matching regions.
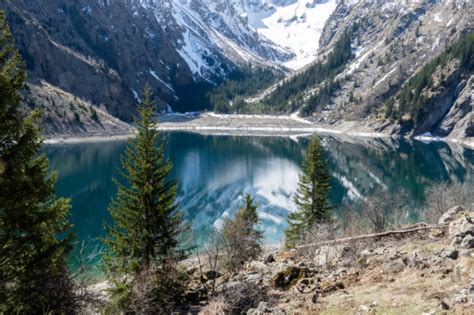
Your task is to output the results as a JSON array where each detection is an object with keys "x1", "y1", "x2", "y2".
[{"x1": 44, "y1": 132, "x2": 473, "y2": 264}]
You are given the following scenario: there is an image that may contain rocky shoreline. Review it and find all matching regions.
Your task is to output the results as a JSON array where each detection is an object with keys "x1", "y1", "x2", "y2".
[{"x1": 44, "y1": 113, "x2": 474, "y2": 149}]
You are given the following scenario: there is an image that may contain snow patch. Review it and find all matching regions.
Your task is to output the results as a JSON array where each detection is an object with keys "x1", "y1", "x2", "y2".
[
  {"x1": 149, "y1": 69, "x2": 175, "y2": 92},
  {"x1": 257, "y1": 0, "x2": 338, "y2": 70},
  {"x1": 414, "y1": 132, "x2": 445, "y2": 143},
  {"x1": 373, "y1": 67, "x2": 397, "y2": 88}
]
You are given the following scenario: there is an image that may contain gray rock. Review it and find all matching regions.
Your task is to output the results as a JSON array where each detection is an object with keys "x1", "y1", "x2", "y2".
[
  {"x1": 264, "y1": 254, "x2": 276, "y2": 264},
  {"x1": 358, "y1": 304, "x2": 370, "y2": 312},
  {"x1": 383, "y1": 247, "x2": 399, "y2": 260},
  {"x1": 439, "y1": 248, "x2": 459, "y2": 260},
  {"x1": 245, "y1": 273, "x2": 263, "y2": 285},
  {"x1": 314, "y1": 245, "x2": 348, "y2": 266},
  {"x1": 384, "y1": 258, "x2": 406, "y2": 274},
  {"x1": 460, "y1": 234, "x2": 474, "y2": 249},
  {"x1": 449, "y1": 213, "x2": 474, "y2": 242},
  {"x1": 373, "y1": 247, "x2": 385, "y2": 256},
  {"x1": 439, "y1": 206, "x2": 466, "y2": 225}
]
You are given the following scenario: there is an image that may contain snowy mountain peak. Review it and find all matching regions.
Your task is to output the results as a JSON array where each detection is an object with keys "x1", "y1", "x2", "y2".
[
  {"x1": 133, "y1": 0, "x2": 338, "y2": 78},
  {"x1": 251, "y1": 0, "x2": 338, "y2": 69}
]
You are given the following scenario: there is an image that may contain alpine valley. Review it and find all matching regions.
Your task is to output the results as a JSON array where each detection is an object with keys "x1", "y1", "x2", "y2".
[{"x1": 1, "y1": 0, "x2": 473, "y2": 144}]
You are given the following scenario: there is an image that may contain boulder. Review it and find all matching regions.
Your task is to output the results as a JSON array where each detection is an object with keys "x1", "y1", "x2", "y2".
[
  {"x1": 244, "y1": 273, "x2": 264, "y2": 285},
  {"x1": 359, "y1": 249, "x2": 373, "y2": 258},
  {"x1": 314, "y1": 245, "x2": 354, "y2": 266},
  {"x1": 447, "y1": 249, "x2": 460, "y2": 260},
  {"x1": 383, "y1": 247, "x2": 400, "y2": 260},
  {"x1": 439, "y1": 206, "x2": 466, "y2": 225},
  {"x1": 383, "y1": 258, "x2": 406, "y2": 274},
  {"x1": 273, "y1": 266, "x2": 314, "y2": 290},
  {"x1": 264, "y1": 254, "x2": 276, "y2": 264},
  {"x1": 429, "y1": 228, "x2": 445, "y2": 239},
  {"x1": 438, "y1": 248, "x2": 459, "y2": 260},
  {"x1": 460, "y1": 234, "x2": 474, "y2": 249},
  {"x1": 448, "y1": 211, "x2": 474, "y2": 245}
]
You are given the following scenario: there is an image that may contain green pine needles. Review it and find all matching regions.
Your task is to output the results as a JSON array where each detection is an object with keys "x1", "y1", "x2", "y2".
[
  {"x1": 0, "y1": 10, "x2": 76, "y2": 313},
  {"x1": 103, "y1": 87, "x2": 187, "y2": 313},
  {"x1": 285, "y1": 135, "x2": 332, "y2": 248}
]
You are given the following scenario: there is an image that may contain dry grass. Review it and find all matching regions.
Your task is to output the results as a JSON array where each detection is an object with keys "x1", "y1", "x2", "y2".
[
  {"x1": 199, "y1": 296, "x2": 227, "y2": 315},
  {"x1": 314, "y1": 239, "x2": 470, "y2": 314}
]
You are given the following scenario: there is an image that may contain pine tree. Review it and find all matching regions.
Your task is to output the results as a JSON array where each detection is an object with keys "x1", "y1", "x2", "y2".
[
  {"x1": 222, "y1": 194, "x2": 262, "y2": 272},
  {"x1": 103, "y1": 87, "x2": 186, "y2": 312},
  {"x1": 285, "y1": 135, "x2": 332, "y2": 248},
  {"x1": 0, "y1": 10, "x2": 76, "y2": 313},
  {"x1": 236, "y1": 193, "x2": 260, "y2": 225}
]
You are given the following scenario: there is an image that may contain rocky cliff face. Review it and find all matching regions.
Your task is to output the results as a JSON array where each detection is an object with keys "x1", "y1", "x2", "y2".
[
  {"x1": 2, "y1": 0, "x2": 202, "y2": 123},
  {"x1": 287, "y1": 0, "x2": 473, "y2": 139}
]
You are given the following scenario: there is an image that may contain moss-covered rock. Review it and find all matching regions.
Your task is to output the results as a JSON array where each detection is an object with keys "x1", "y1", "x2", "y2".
[{"x1": 273, "y1": 266, "x2": 315, "y2": 290}]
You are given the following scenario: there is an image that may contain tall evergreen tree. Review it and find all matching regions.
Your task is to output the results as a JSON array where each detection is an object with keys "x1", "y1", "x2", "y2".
[
  {"x1": 103, "y1": 87, "x2": 186, "y2": 312},
  {"x1": 0, "y1": 10, "x2": 76, "y2": 313},
  {"x1": 285, "y1": 135, "x2": 332, "y2": 248}
]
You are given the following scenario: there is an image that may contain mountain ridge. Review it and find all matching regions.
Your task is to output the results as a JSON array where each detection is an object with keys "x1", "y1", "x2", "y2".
[{"x1": 1, "y1": 0, "x2": 473, "y2": 141}]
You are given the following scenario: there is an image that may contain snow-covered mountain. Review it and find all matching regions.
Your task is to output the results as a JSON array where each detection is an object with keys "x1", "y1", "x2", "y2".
[
  {"x1": 1, "y1": 0, "x2": 340, "y2": 133},
  {"x1": 132, "y1": 0, "x2": 338, "y2": 79},
  {"x1": 253, "y1": 0, "x2": 474, "y2": 140},
  {"x1": 3, "y1": 0, "x2": 471, "y2": 140},
  {"x1": 235, "y1": 0, "x2": 338, "y2": 69}
]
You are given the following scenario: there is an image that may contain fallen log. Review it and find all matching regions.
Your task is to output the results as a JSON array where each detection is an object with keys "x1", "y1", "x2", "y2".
[{"x1": 295, "y1": 224, "x2": 448, "y2": 250}]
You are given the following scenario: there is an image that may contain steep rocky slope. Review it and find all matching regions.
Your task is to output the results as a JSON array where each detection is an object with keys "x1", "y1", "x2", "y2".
[
  {"x1": 23, "y1": 81, "x2": 132, "y2": 138},
  {"x1": 255, "y1": 0, "x2": 473, "y2": 141},
  {"x1": 194, "y1": 207, "x2": 474, "y2": 314},
  {"x1": 2, "y1": 0, "x2": 201, "y2": 122},
  {"x1": 89, "y1": 207, "x2": 474, "y2": 313},
  {"x1": 1, "y1": 0, "x2": 339, "y2": 136}
]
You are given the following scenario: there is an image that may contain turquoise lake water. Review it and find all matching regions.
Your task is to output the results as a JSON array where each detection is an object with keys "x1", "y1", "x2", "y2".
[{"x1": 43, "y1": 132, "x2": 473, "y2": 270}]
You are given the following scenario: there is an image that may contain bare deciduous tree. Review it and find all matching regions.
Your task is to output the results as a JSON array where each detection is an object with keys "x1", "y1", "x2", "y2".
[
  {"x1": 361, "y1": 190, "x2": 409, "y2": 233},
  {"x1": 423, "y1": 182, "x2": 473, "y2": 224},
  {"x1": 196, "y1": 230, "x2": 224, "y2": 297}
]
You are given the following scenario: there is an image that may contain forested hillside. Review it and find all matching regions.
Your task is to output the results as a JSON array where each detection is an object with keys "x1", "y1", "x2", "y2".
[{"x1": 385, "y1": 31, "x2": 474, "y2": 137}]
